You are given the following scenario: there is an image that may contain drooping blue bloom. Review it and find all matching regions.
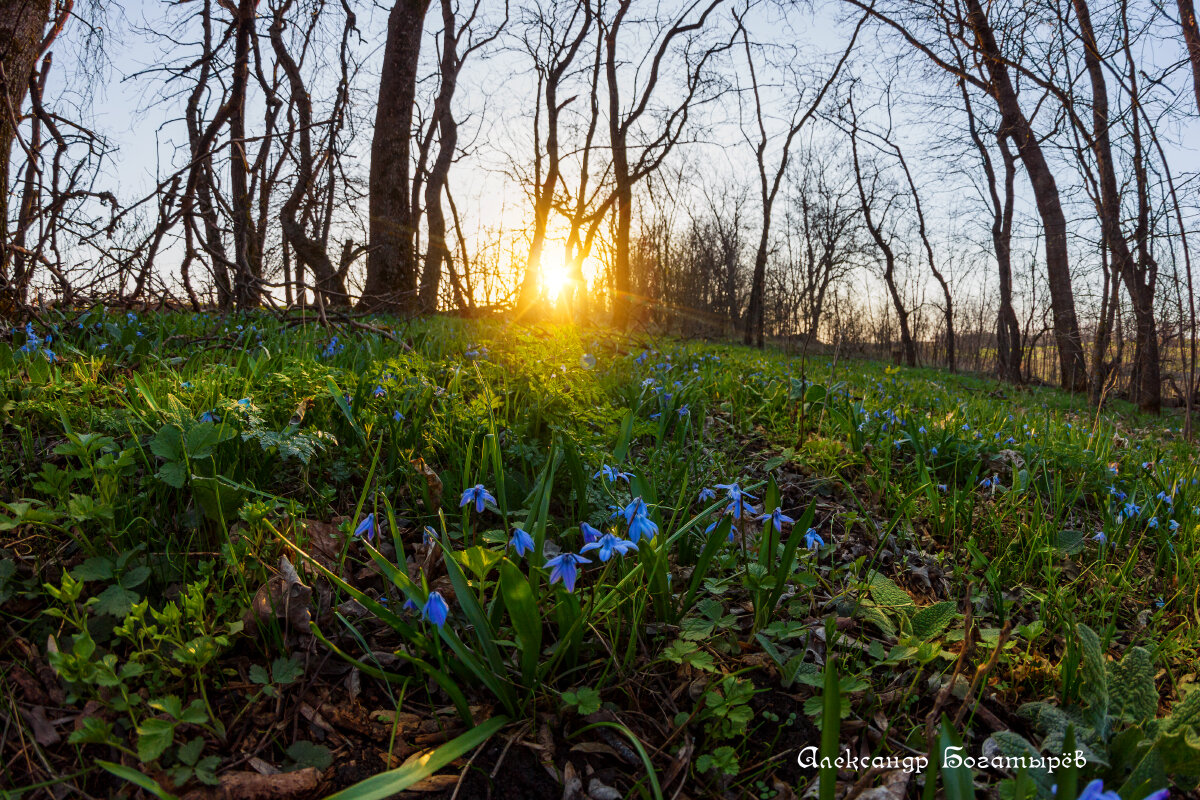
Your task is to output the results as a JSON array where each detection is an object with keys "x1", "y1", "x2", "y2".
[
  {"x1": 1123, "y1": 501, "x2": 1142, "y2": 518},
  {"x1": 545, "y1": 552, "x2": 591, "y2": 592},
  {"x1": 1093, "y1": 531, "x2": 1107, "y2": 544},
  {"x1": 593, "y1": 464, "x2": 630, "y2": 483},
  {"x1": 803, "y1": 529, "x2": 825, "y2": 550},
  {"x1": 930, "y1": 447, "x2": 938, "y2": 456},
  {"x1": 1169, "y1": 519, "x2": 1180, "y2": 532},
  {"x1": 510, "y1": 527, "x2": 535, "y2": 558},
  {"x1": 677, "y1": 404, "x2": 690, "y2": 418},
  {"x1": 628, "y1": 513, "x2": 659, "y2": 544},
  {"x1": 758, "y1": 507, "x2": 795, "y2": 533},
  {"x1": 373, "y1": 385, "x2": 387, "y2": 398},
  {"x1": 1075, "y1": 779, "x2": 1167, "y2": 800},
  {"x1": 199, "y1": 411, "x2": 220, "y2": 424},
  {"x1": 621, "y1": 497, "x2": 650, "y2": 525},
  {"x1": 937, "y1": 484, "x2": 947, "y2": 493},
  {"x1": 918, "y1": 426, "x2": 927, "y2": 434},
  {"x1": 422, "y1": 591, "x2": 449, "y2": 627},
  {"x1": 459, "y1": 484, "x2": 497, "y2": 513},
  {"x1": 581, "y1": 533, "x2": 638, "y2": 562},
  {"x1": 353, "y1": 513, "x2": 378, "y2": 542},
  {"x1": 402, "y1": 598, "x2": 420, "y2": 613},
  {"x1": 698, "y1": 487, "x2": 716, "y2": 503},
  {"x1": 581, "y1": 522, "x2": 603, "y2": 544},
  {"x1": 1157, "y1": 491, "x2": 1173, "y2": 505},
  {"x1": 393, "y1": 410, "x2": 404, "y2": 422},
  {"x1": 1148, "y1": 517, "x2": 1159, "y2": 529}
]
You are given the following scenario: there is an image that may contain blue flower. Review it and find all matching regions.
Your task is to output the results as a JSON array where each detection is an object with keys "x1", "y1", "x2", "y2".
[
  {"x1": 402, "y1": 598, "x2": 420, "y2": 613},
  {"x1": 1148, "y1": 517, "x2": 1159, "y2": 529},
  {"x1": 199, "y1": 411, "x2": 220, "y2": 423},
  {"x1": 918, "y1": 426, "x2": 927, "y2": 434},
  {"x1": 373, "y1": 385, "x2": 387, "y2": 398},
  {"x1": 1123, "y1": 501, "x2": 1141, "y2": 518},
  {"x1": 621, "y1": 497, "x2": 649, "y2": 524},
  {"x1": 545, "y1": 552, "x2": 591, "y2": 592},
  {"x1": 937, "y1": 484, "x2": 947, "y2": 493},
  {"x1": 758, "y1": 507, "x2": 795, "y2": 533},
  {"x1": 628, "y1": 513, "x2": 659, "y2": 544},
  {"x1": 393, "y1": 410, "x2": 405, "y2": 422},
  {"x1": 1093, "y1": 531, "x2": 1107, "y2": 544},
  {"x1": 715, "y1": 483, "x2": 757, "y2": 519},
  {"x1": 930, "y1": 447, "x2": 938, "y2": 456},
  {"x1": 581, "y1": 533, "x2": 638, "y2": 562},
  {"x1": 593, "y1": 464, "x2": 630, "y2": 483},
  {"x1": 459, "y1": 484, "x2": 497, "y2": 513},
  {"x1": 510, "y1": 527, "x2": 536, "y2": 558},
  {"x1": 354, "y1": 513, "x2": 378, "y2": 542},
  {"x1": 581, "y1": 522, "x2": 603, "y2": 544},
  {"x1": 677, "y1": 404, "x2": 690, "y2": 418},
  {"x1": 698, "y1": 487, "x2": 716, "y2": 503},
  {"x1": 422, "y1": 591, "x2": 449, "y2": 627},
  {"x1": 1075, "y1": 779, "x2": 1167, "y2": 800},
  {"x1": 1169, "y1": 519, "x2": 1180, "y2": 532},
  {"x1": 803, "y1": 529, "x2": 824, "y2": 550}
]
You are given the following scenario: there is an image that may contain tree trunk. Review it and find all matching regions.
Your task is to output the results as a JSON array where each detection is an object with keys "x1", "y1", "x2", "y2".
[
  {"x1": 418, "y1": 0, "x2": 461, "y2": 313},
  {"x1": 1178, "y1": 0, "x2": 1200, "y2": 112},
  {"x1": 228, "y1": 0, "x2": 261, "y2": 307},
  {"x1": 1073, "y1": 0, "x2": 1159, "y2": 411},
  {"x1": 964, "y1": 0, "x2": 1088, "y2": 392},
  {"x1": 361, "y1": 0, "x2": 432, "y2": 313},
  {"x1": 0, "y1": 0, "x2": 52, "y2": 302}
]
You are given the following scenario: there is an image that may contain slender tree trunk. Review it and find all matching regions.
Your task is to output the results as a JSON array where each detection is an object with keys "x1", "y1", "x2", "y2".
[
  {"x1": 228, "y1": 0, "x2": 261, "y2": 307},
  {"x1": 0, "y1": 0, "x2": 52, "y2": 303},
  {"x1": 361, "y1": 0, "x2": 432, "y2": 312},
  {"x1": 963, "y1": 0, "x2": 1088, "y2": 392},
  {"x1": 1073, "y1": 0, "x2": 1159, "y2": 411},
  {"x1": 1178, "y1": 0, "x2": 1200, "y2": 112},
  {"x1": 418, "y1": 0, "x2": 462, "y2": 313}
]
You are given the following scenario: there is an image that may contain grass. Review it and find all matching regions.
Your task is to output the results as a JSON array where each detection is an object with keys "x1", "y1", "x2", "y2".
[{"x1": 1, "y1": 309, "x2": 1198, "y2": 799}]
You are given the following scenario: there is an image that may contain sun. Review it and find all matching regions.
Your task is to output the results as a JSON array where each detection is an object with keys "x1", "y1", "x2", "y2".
[{"x1": 543, "y1": 260, "x2": 569, "y2": 303}]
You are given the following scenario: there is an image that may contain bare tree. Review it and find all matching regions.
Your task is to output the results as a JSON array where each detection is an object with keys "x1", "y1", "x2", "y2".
[{"x1": 360, "y1": 0, "x2": 433, "y2": 312}]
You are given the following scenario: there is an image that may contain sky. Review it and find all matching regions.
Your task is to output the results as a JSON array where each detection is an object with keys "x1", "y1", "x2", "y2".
[{"x1": 30, "y1": 0, "x2": 1200, "y2": 320}]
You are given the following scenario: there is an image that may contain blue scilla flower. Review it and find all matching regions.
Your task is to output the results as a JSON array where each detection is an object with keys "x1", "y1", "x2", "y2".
[
  {"x1": 354, "y1": 513, "x2": 378, "y2": 542},
  {"x1": 373, "y1": 385, "x2": 387, "y2": 398},
  {"x1": 459, "y1": 484, "x2": 497, "y2": 513},
  {"x1": 422, "y1": 592, "x2": 449, "y2": 627},
  {"x1": 698, "y1": 487, "x2": 716, "y2": 503},
  {"x1": 621, "y1": 497, "x2": 649, "y2": 524},
  {"x1": 581, "y1": 533, "x2": 638, "y2": 562},
  {"x1": 545, "y1": 552, "x2": 590, "y2": 592},
  {"x1": 1123, "y1": 501, "x2": 1141, "y2": 518},
  {"x1": 199, "y1": 411, "x2": 220, "y2": 424},
  {"x1": 678, "y1": 404, "x2": 690, "y2": 418},
  {"x1": 758, "y1": 507, "x2": 795, "y2": 533},
  {"x1": 628, "y1": 513, "x2": 659, "y2": 544},
  {"x1": 594, "y1": 464, "x2": 630, "y2": 483},
  {"x1": 1169, "y1": 519, "x2": 1180, "y2": 532},
  {"x1": 1148, "y1": 517, "x2": 1159, "y2": 529},
  {"x1": 393, "y1": 410, "x2": 404, "y2": 422},
  {"x1": 510, "y1": 527, "x2": 536, "y2": 558},
  {"x1": 803, "y1": 529, "x2": 825, "y2": 550},
  {"x1": 1075, "y1": 779, "x2": 1166, "y2": 800},
  {"x1": 580, "y1": 522, "x2": 603, "y2": 544}
]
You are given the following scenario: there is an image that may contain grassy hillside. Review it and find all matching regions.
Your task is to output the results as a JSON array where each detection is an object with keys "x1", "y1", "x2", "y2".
[{"x1": 2, "y1": 311, "x2": 1197, "y2": 799}]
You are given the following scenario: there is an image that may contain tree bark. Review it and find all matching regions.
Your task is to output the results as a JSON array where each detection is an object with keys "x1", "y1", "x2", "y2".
[
  {"x1": 1178, "y1": 0, "x2": 1200, "y2": 113},
  {"x1": 962, "y1": 0, "x2": 1088, "y2": 392},
  {"x1": 361, "y1": 0, "x2": 432, "y2": 313},
  {"x1": 0, "y1": 0, "x2": 52, "y2": 301}
]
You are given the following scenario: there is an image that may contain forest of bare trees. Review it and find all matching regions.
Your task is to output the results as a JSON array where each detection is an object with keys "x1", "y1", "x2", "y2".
[{"x1": 3, "y1": 0, "x2": 1200, "y2": 415}]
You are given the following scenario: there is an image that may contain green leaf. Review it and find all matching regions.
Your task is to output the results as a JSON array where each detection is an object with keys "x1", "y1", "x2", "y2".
[
  {"x1": 867, "y1": 573, "x2": 915, "y2": 614},
  {"x1": 286, "y1": 740, "x2": 333, "y2": 771},
  {"x1": 499, "y1": 560, "x2": 542, "y2": 686},
  {"x1": 137, "y1": 718, "x2": 176, "y2": 762},
  {"x1": 1107, "y1": 646, "x2": 1158, "y2": 726},
  {"x1": 562, "y1": 687, "x2": 602, "y2": 715},
  {"x1": 150, "y1": 425, "x2": 183, "y2": 462},
  {"x1": 1056, "y1": 530, "x2": 1087, "y2": 554},
  {"x1": 271, "y1": 656, "x2": 305, "y2": 685},
  {"x1": 178, "y1": 699, "x2": 209, "y2": 725},
  {"x1": 176, "y1": 737, "x2": 205, "y2": 767},
  {"x1": 157, "y1": 461, "x2": 187, "y2": 489},
  {"x1": 194, "y1": 755, "x2": 221, "y2": 786},
  {"x1": 910, "y1": 602, "x2": 958, "y2": 640},
  {"x1": 249, "y1": 664, "x2": 270, "y2": 685},
  {"x1": 1077, "y1": 624, "x2": 1110, "y2": 730},
  {"x1": 68, "y1": 716, "x2": 115, "y2": 745},
  {"x1": 938, "y1": 718, "x2": 974, "y2": 800},
  {"x1": 97, "y1": 760, "x2": 179, "y2": 800},
  {"x1": 93, "y1": 584, "x2": 139, "y2": 617},
  {"x1": 72, "y1": 557, "x2": 115, "y2": 582},
  {"x1": 454, "y1": 546, "x2": 503, "y2": 582},
  {"x1": 818, "y1": 649, "x2": 841, "y2": 800},
  {"x1": 323, "y1": 716, "x2": 509, "y2": 800}
]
